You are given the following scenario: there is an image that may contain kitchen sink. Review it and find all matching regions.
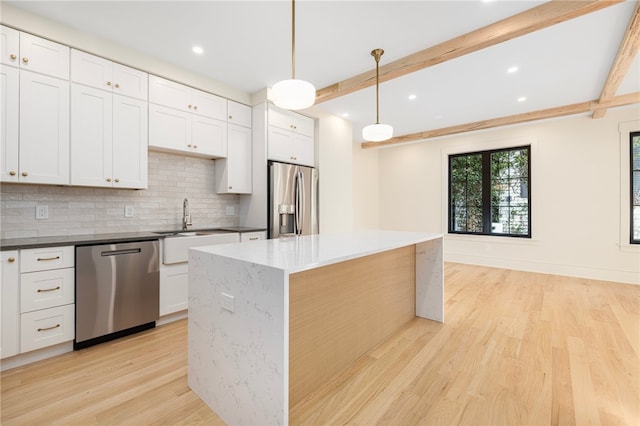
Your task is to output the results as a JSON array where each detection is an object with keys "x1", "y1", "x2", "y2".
[{"x1": 159, "y1": 230, "x2": 240, "y2": 264}]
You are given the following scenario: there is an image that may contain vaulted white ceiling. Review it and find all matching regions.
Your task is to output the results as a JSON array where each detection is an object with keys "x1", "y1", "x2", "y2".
[{"x1": 6, "y1": 0, "x2": 640, "y2": 143}]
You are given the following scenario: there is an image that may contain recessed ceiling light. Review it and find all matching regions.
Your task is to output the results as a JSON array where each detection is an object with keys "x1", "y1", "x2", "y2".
[
  {"x1": 192, "y1": 46, "x2": 204, "y2": 55},
  {"x1": 507, "y1": 66, "x2": 519, "y2": 74},
  {"x1": 408, "y1": 94, "x2": 417, "y2": 100},
  {"x1": 517, "y1": 96, "x2": 527, "y2": 102},
  {"x1": 341, "y1": 113, "x2": 349, "y2": 118},
  {"x1": 435, "y1": 114, "x2": 444, "y2": 120}
]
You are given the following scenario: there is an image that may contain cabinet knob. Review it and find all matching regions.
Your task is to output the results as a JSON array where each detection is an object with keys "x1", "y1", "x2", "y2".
[
  {"x1": 9, "y1": 171, "x2": 16, "y2": 176},
  {"x1": 228, "y1": 115, "x2": 233, "y2": 120},
  {"x1": 115, "y1": 83, "x2": 120, "y2": 89},
  {"x1": 188, "y1": 104, "x2": 193, "y2": 109},
  {"x1": 10, "y1": 54, "x2": 16, "y2": 60},
  {"x1": 193, "y1": 145, "x2": 198, "y2": 149},
  {"x1": 8, "y1": 257, "x2": 15, "y2": 263},
  {"x1": 22, "y1": 57, "x2": 29, "y2": 64},
  {"x1": 106, "y1": 177, "x2": 112, "y2": 182},
  {"x1": 106, "y1": 81, "x2": 112, "y2": 86},
  {"x1": 229, "y1": 186, "x2": 232, "y2": 189},
  {"x1": 187, "y1": 144, "x2": 192, "y2": 148},
  {"x1": 193, "y1": 105, "x2": 198, "y2": 110},
  {"x1": 21, "y1": 171, "x2": 28, "y2": 177},
  {"x1": 115, "y1": 178, "x2": 120, "y2": 183}
]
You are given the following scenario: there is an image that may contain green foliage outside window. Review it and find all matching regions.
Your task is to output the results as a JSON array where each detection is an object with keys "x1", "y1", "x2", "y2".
[{"x1": 449, "y1": 146, "x2": 530, "y2": 237}]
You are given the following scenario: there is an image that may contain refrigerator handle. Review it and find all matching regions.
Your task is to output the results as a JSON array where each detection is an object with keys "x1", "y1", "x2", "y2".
[{"x1": 295, "y1": 170, "x2": 304, "y2": 235}]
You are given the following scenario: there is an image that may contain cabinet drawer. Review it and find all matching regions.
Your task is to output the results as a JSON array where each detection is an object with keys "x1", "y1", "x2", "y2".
[
  {"x1": 20, "y1": 304, "x2": 74, "y2": 353},
  {"x1": 21, "y1": 268, "x2": 75, "y2": 313},
  {"x1": 20, "y1": 246, "x2": 74, "y2": 272},
  {"x1": 241, "y1": 231, "x2": 267, "y2": 242}
]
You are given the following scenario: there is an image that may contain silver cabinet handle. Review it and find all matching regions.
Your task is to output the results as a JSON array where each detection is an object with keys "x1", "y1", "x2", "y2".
[
  {"x1": 37, "y1": 286, "x2": 61, "y2": 293},
  {"x1": 37, "y1": 256, "x2": 60, "y2": 261},
  {"x1": 38, "y1": 324, "x2": 60, "y2": 332}
]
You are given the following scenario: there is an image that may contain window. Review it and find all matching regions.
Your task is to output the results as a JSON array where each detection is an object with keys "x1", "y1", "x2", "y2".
[
  {"x1": 631, "y1": 131, "x2": 640, "y2": 244},
  {"x1": 449, "y1": 145, "x2": 530, "y2": 237}
]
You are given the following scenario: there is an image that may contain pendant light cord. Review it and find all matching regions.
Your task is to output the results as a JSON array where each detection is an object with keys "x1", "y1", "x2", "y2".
[
  {"x1": 291, "y1": 0, "x2": 296, "y2": 79},
  {"x1": 371, "y1": 49, "x2": 384, "y2": 125}
]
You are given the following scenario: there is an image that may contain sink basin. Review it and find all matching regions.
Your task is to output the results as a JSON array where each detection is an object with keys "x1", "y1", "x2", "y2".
[{"x1": 161, "y1": 231, "x2": 240, "y2": 264}]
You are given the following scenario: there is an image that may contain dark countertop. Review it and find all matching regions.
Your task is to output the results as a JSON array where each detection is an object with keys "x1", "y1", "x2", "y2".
[{"x1": 0, "y1": 227, "x2": 267, "y2": 251}]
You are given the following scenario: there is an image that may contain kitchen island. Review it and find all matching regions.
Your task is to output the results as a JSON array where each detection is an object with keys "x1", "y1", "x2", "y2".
[{"x1": 187, "y1": 230, "x2": 443, "y2": 425}]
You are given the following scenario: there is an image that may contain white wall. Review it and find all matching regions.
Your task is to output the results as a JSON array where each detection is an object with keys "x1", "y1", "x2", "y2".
[
  {"x1": 358, "y1": 107, "x2": 639, "y2": 284},
  {"x1": 309, "y1": 108, "x2": 354, "y2": 233}
]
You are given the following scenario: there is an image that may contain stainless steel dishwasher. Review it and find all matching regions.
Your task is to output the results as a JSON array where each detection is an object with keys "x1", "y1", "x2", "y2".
[{"x1": 75, "y1": 240, "x2": 160, "y2": 349}]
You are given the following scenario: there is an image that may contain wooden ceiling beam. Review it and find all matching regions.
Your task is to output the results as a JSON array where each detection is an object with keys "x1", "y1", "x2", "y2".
[
  {"x1": 592, "y1": 1, "x2": 640, "y2": 119},
  {"x1": 361, "y1": 92, "x2": 640, "y2": 149},
  {"x1": 316, "y1": 0, "x2": 623, "y2": 104}
]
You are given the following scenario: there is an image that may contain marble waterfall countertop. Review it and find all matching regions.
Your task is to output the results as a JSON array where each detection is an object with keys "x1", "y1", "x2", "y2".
[{"x1": 191, "y1": 229, "x2": 442, "y2": 273}]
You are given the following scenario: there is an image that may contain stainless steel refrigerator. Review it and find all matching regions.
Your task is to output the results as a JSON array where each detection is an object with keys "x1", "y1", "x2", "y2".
[{"x1": 268, "y1": 161, "x2": 319, "y2": 238}]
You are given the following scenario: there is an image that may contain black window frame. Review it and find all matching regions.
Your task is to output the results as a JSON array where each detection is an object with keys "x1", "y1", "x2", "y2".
[
  {"x1": 448, "y1": 145, "x2": 531, "y2": 238},
  {"x1": 631, "y1": 131, "x2": 640, "y2": 244}
]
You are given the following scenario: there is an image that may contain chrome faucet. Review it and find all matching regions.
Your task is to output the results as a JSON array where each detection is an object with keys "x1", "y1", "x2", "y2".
[{"x1": 182, "y1": 198, "x2": 192, "y2": 231}]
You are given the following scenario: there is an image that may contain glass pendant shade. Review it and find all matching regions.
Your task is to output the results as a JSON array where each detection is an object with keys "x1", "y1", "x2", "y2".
[
  {"x1": 272, "y1": 79, "x2": 316, "y2": 110},
  {"x1": 362, "y1": 123, "x2": 393, "y2": 142}
]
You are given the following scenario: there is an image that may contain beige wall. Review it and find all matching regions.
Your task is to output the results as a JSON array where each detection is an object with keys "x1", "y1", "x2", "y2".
[{"x1": 356, "y1": 106, "x2": 640, "y2": 284}]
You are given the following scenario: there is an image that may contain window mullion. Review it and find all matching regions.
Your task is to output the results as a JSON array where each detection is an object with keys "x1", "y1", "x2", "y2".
[{"x1": 482, "y1": 152, "x2": 492, "y2": 234}]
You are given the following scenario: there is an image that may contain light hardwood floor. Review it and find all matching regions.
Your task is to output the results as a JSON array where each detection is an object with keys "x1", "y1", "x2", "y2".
[{"x1": 1, "y1": 263, "x2": 638, "y2": 425}]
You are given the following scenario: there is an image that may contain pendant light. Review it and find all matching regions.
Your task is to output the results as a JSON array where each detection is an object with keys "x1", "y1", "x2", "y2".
[
  {"x1": 362, "y1": 48, "x2": 393, "y2": 142},
  {"x1": 272, "y1": 0, "x2": 316, "y2": 110}
]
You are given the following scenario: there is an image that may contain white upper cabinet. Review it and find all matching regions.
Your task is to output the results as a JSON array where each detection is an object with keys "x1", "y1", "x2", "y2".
[
  {"x1": 19, "y1": 70, "x2": 70, "y2": 185},
  {"x1": 71, "y1": 84, "x2": 148, "y2": 189},
  {"x1": 267, "y1": 104, "x2": 315, "y2": 167},
  {"x1": 0, "y1": 25, "x2": 19, "y2": 67},
  {"x1": 216, "y1": 124, "x2": 252, "y2": 194},
  {"x1": 18, "y1": 30, "x2": 69, "y2": 79},
  {"x1": 149, "y1": 75, "x2": 228, "y2": 158},
  {"x1": 0, "y1": 65, "x2": 19, "y2": 182},
  {"x1": 227, "y1": 100, "x2": 251, "y2": 128},
  {"x1": 71, "y1": 49, "x2": 147, "y2": 100},
  {"x1": 0, "y1": 27, "x2": 70, "y2": 185},
  {"x1": 149, "y1": 75, "x2": 226, "y2": 120}
]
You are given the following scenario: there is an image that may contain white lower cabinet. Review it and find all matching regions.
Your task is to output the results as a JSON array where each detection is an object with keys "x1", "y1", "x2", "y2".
[
  {"x1": 20, "y1": 304, "x2": 74, "y2": 353},
  {"x1": 159, "y1": 263, "x2": 188, "y2": 316},
  {"x1": 18, "y1": 246, "x2": 75, "y2": 354},
  {"x1": 1, "y1": 251, "x2": 20, "y2": 359},
  {"x1": 240, "y1": 231, "x2": 267, "y2": 242}
]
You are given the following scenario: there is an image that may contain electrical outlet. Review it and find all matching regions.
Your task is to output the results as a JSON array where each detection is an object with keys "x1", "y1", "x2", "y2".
[
  {"x1": 36, "y1": 205, "x2": 48, "y2": 220},
  {"x1": 124, "y1": 205, "x2": 135, "y2": 218},
  {"x1": 221, "y1": 292, "x2": 234, "y2": 313},
  {"x1": 226, "y1": 206, "x2": 235, "y2": 216}
]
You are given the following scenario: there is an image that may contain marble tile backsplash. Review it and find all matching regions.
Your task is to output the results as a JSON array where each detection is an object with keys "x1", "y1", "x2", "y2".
[{"x1": 0, "y1": 151, "x2": 239, "y2": 239}]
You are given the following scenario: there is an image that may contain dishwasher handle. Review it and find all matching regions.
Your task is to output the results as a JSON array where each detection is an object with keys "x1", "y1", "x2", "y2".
[{"x1": 101, "y1": 248, "x2": 142, "y2": 257}]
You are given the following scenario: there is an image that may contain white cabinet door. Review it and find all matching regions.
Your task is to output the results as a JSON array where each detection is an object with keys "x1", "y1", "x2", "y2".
[
  {"x1": 20, "y1": 268, "x2": 75, "y2": 313},
  {"x1": 70, "y1": 49, "x2": 112, "y2": 91},
  {"x1": 227, "y1": 100, "x2": 251, "y2": 128},
  {"x1": 112, "y1": 94, "x2": 148, "y2": 188},
  {"x1": 149, "y1": 75, "x2": 190, "y2": 112},
  {"x1": 19, "y1": 70, "x2": 69, "y2": 185},
  {"x1": 20, "y1": 304, "x2": 74, "y2": 353},
  {"x1": 268, "y1": 103, "x2": 293, "y2": 131},
  {"x1": 267, "y1": 125, "x2": 294, "y2": 163},
  {"x1": 0, "y1": 65, "x2": 19, "y2": 182},
  {"x1": 148, "y1": 103, "x2": 190, "y2": 152},
  {"x1": 112, "y1": 63, "x2": 147, "y2": 101},
  {"x1": 0, "y1": 25, "x2": 19, "y2": 67},
  {"x1": 292, "y1": 133, "x2": 315, "y2": 167},
  {"x1": 19, "y1": 32, "x2": 69, "y2": 79},
  {"x1": 191, "y1": 115, "x2": 227, "y2": 157},
  {"x1": 293, "y1": 113, "x2": 315, "y2": 137},
  {"x1": 1, "y1": 251, "x2": 20, "y2": 359},
  {"x1": 159, "y1": 263, "x2": 188, "y2": 316},
  {"x1": 216, "y1": 124, "x2": 251, "y2": 194},
  {"x1": 191, "y1": 88, "x2": 226, "y2": 120},
  {"x1": 70, "y1": 84, "x2": 112, "y2": 187}
]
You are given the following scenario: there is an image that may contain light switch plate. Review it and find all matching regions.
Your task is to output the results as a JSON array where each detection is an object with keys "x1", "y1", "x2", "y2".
[
  {"x1": 124, "y1": 205, "x2": 134, "y2": 218},
  {"x1": 36, "y1": 205, "x2": 48, "y2": 220}
]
